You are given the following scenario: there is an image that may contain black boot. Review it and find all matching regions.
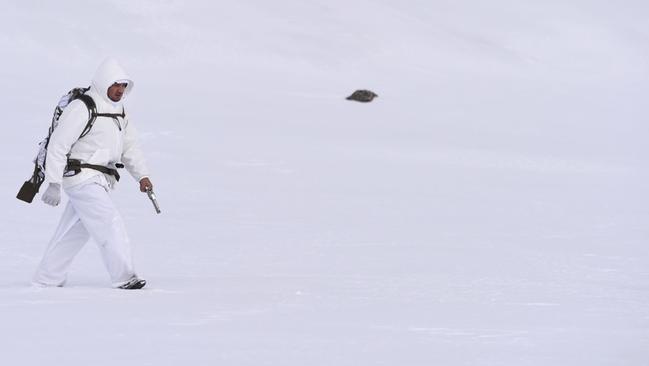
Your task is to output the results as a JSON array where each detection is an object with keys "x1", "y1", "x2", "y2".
[{"x1": 117, "y1": 277, "x2": 147, "y2": 290}]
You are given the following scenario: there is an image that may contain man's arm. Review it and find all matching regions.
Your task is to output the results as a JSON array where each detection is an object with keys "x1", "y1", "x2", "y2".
[
  {"x1": 45, "y1": 101, "x2": 90, "y2": 185},
  {"x1": 121, "y1": 117, "x2": 152, "y2": 191}
]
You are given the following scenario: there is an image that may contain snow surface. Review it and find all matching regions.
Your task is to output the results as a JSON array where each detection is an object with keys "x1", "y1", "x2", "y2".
[{"x1": 1, "y1": 1, "x2": 649, "y2": 365}]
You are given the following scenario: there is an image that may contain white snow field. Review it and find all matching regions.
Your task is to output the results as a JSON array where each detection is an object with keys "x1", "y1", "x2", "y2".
[{"x1": 1, "y1": 1, "x2": 649, "y2": 365}]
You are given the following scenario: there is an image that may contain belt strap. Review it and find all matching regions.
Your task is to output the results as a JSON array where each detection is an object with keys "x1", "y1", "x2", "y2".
[{"x1": 66, "y1": 159, "x2": 122, "y2": 181}]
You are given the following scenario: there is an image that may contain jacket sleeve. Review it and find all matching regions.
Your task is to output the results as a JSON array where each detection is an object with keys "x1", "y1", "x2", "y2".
[
  {"x1": 121, "y1": 117, "x2": 150, "y2": 181},
  {"x1": 45, "y1": 101, "x2": 90, "y2": 185}
]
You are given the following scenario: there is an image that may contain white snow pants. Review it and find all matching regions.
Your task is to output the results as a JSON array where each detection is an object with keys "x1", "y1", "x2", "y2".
[{"x1": 33, "y1": 177, "x2": 136, "y2": 287}]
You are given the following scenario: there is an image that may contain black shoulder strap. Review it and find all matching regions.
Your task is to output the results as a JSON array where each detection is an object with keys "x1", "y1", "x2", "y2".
[
  {"x1": 76, "y1": 94, "x2": 98, "y2": 139},
  {"x1": 96, "y1": 107, "x2": 126, "y2": 119}
]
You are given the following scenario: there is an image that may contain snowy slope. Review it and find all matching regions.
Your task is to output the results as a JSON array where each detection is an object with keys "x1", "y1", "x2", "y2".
[{"x1": 1, "y1": 1, "x2": 649, "y2": 365}]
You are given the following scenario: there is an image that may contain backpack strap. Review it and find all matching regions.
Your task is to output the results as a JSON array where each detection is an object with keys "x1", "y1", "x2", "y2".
[
  {"x1": 96, "y1": 107, "x2": 125, "y2": 119},
  {"x1": 74, "y1": 93, "x2": 126, "y2": 137},
  {"x1": 96, "y1": 106, "x2": 126, "y2": 131},
  {"x1": 76, "y1": 94, "x2": 98, "y2": 139}
]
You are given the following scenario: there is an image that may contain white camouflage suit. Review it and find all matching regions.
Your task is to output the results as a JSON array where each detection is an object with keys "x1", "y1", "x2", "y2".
[{"x1": 33, "y1": 58, "x2": 150, "y2": 288}]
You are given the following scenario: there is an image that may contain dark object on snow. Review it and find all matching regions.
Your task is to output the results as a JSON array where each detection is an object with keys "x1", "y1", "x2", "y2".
[{"x1": 346, "y1": 90, "x2": 378, "y2": 102}]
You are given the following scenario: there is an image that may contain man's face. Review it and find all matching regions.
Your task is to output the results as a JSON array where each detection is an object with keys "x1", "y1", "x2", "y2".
[{"x1": 107, "y1": 82, "x2": 128, "y2": 102}]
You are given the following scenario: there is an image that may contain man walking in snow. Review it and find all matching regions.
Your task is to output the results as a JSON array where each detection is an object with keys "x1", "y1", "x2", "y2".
[{"x1": 33, "y1": 58, "x2": 153, "y2": 290}]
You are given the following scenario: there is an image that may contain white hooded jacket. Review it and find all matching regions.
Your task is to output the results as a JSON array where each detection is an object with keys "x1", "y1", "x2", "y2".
[{"x1": 45, "y1": 58, "x2": 149, "y2": 189}]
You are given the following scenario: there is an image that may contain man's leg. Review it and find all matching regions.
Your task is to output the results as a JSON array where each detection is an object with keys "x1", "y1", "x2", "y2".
[
  {"x1": 67, "y1": 181, "x2": 137, "y2": 287},
  {"x1": 33, "y1": 202, "x2": 90, "y2": 286}
]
